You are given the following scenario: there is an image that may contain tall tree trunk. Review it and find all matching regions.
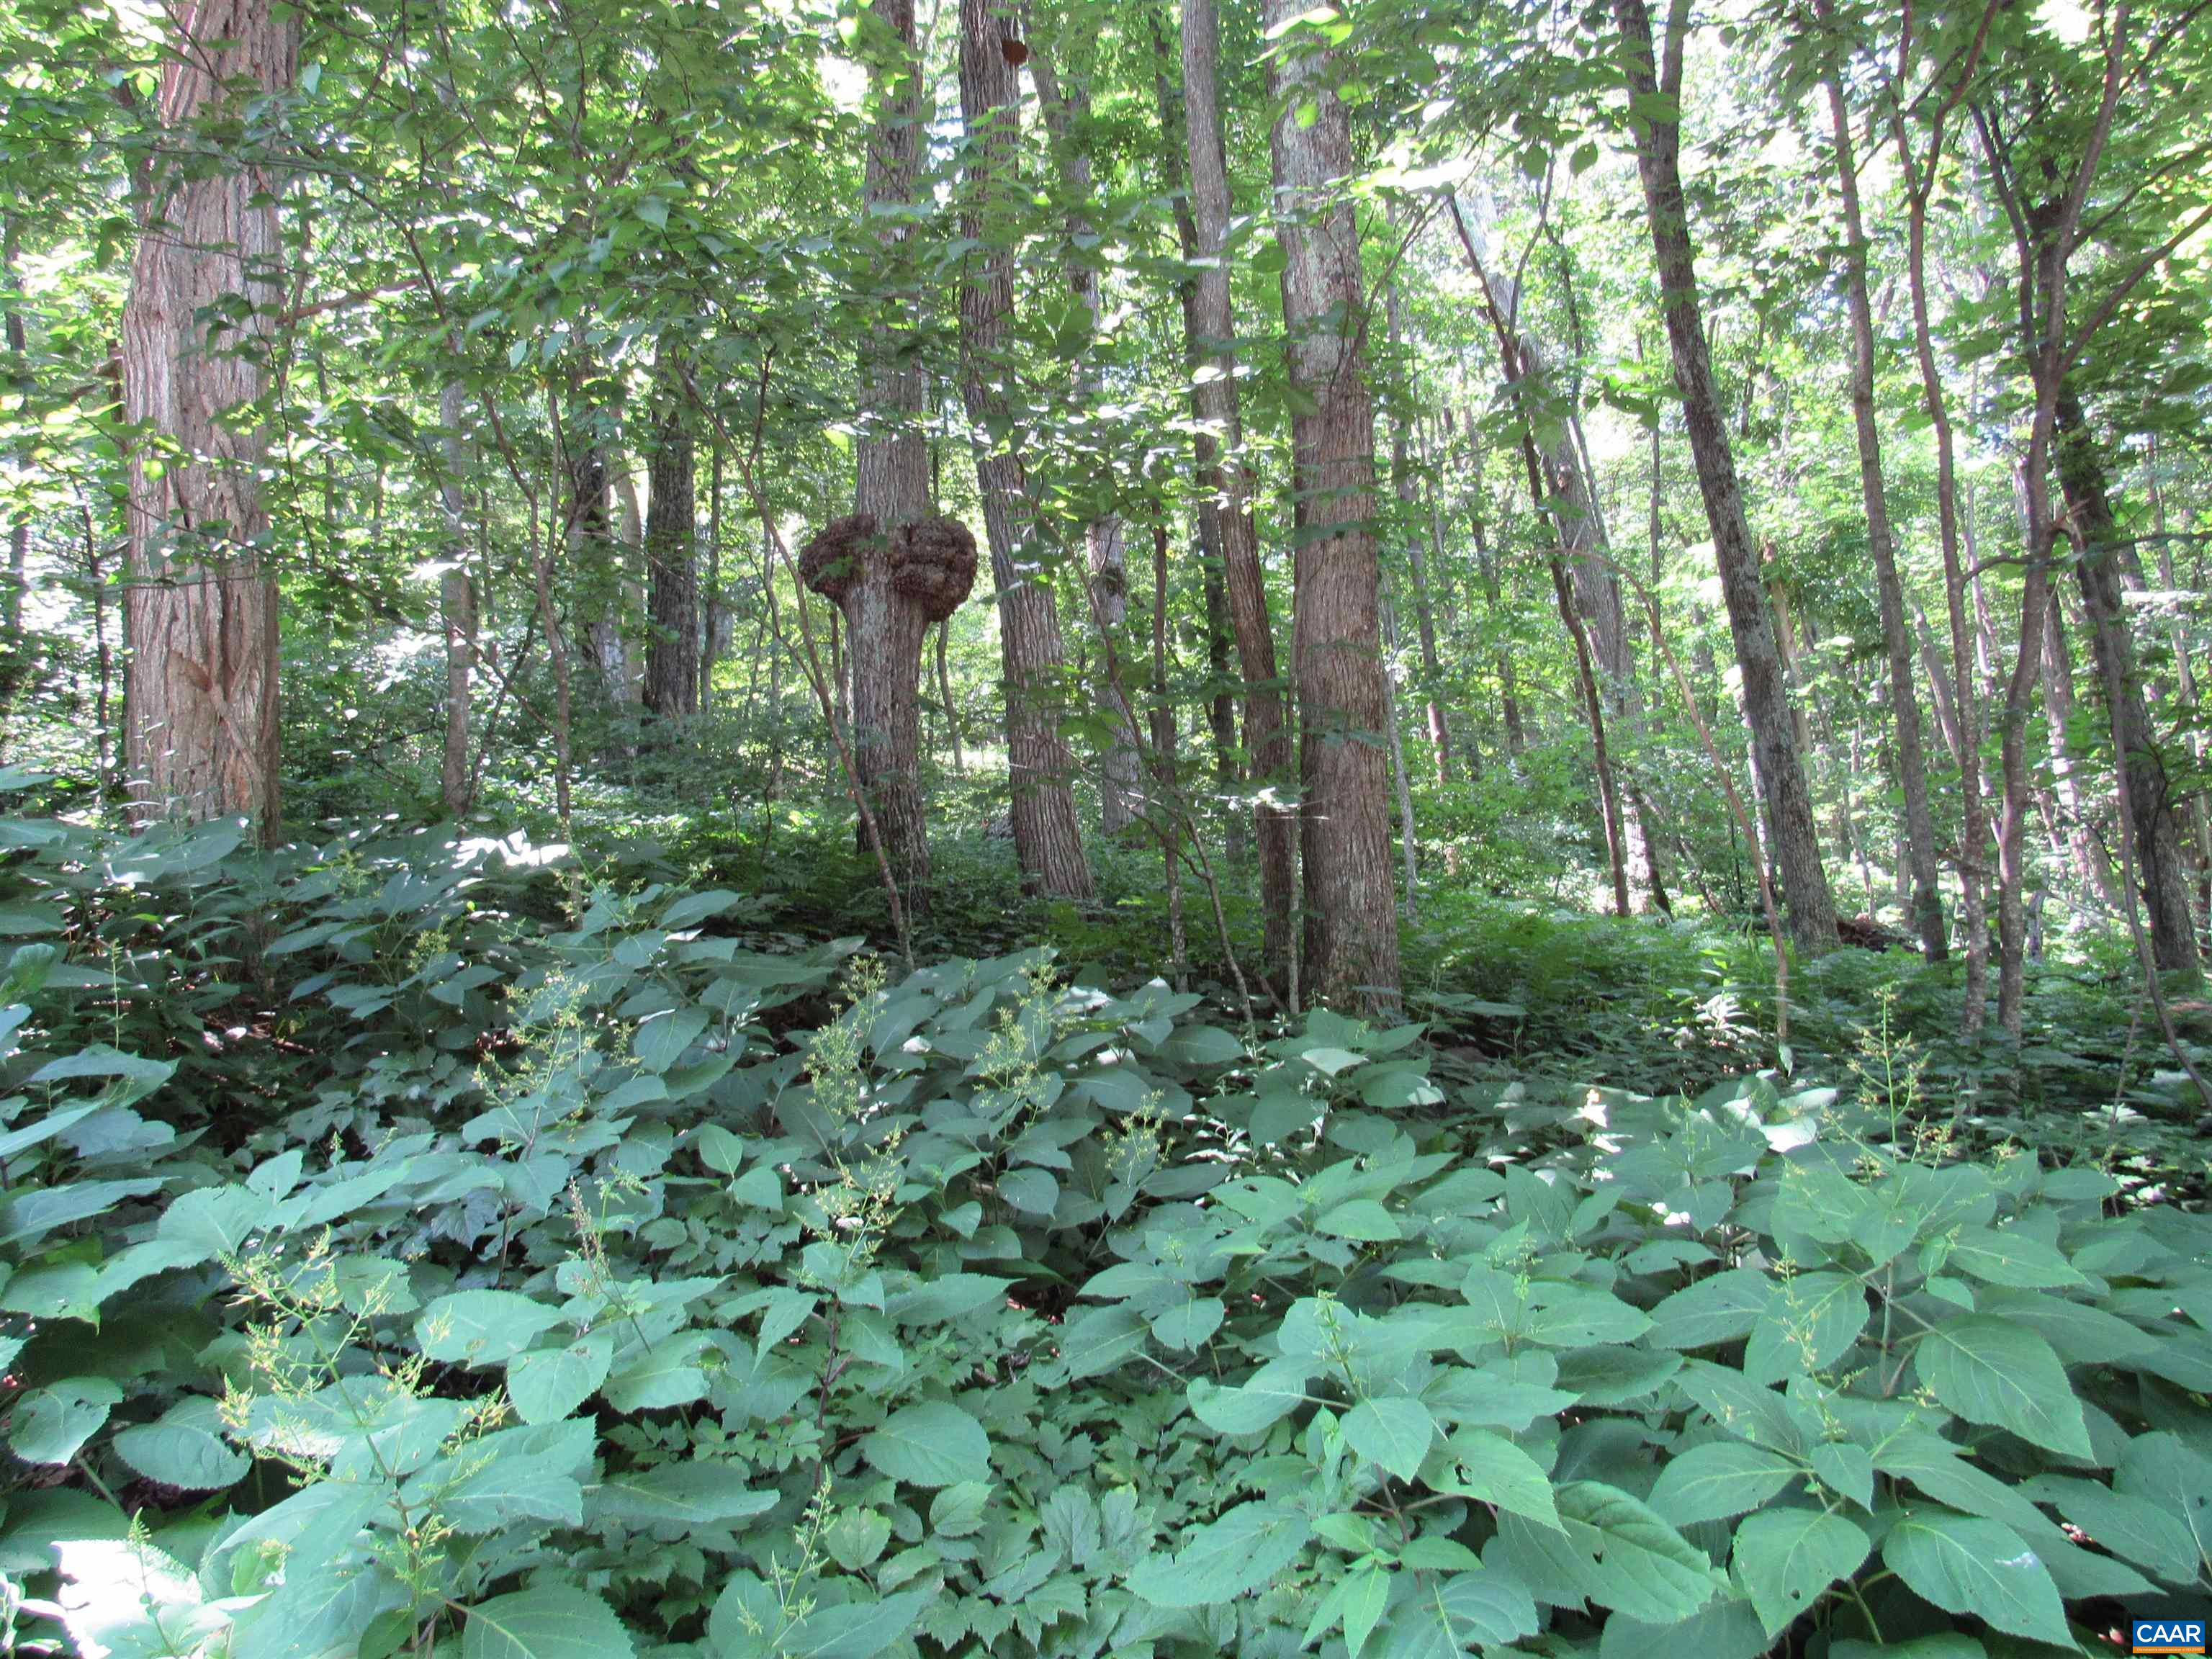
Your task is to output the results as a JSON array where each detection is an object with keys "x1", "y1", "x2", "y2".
[
  {"x1": 845, "y1": 0, "x2": 938, "y2": 902},
  {"x1": 1, "y1": 220, "x2": 27, "y2": 726},
  {"x1": 437, "y1": 377, "x2": 476, "y2": 814},
  {"x1": 700, "y1": 440, "x2": 723, "y2": 709},
  {"x1": 1264, "y1": 0, "x2": 1399, "y2": 1010},
  {"x1": 1612, "y1": 0, "x2": 1836, "y2": 956},
  {"x1": 1383, "y1": 284, "x2": 1452, "y2": 785},
  {"x1": 1032, "y1": 40, "x2": 1140, "y2": 835},
  {"x1": 954, "y1": 0, "x2": 1092, "y2": 899},
  {"x1": 1470, "y1": 508, "x2": 1525, "y2": 758},
  {"x1": 2056, "y1": 387, "x2": 2198, "y2": 973},
  {"x1": 2040, "y1": 590, "x2": 2120, "y2": 907},
  {"x1": 1183, "y1": 0, "x2": 1295, "y2": 984},
  {"x1": 1381, "y1": 596, "x2": 1419, "y2": 921},
  {"x1": 121, "y1": 0, "x2": 294, "y2": 842},
  {"x1": 1817, "y1": 3, "x2": 1946, "y2": 959},
  {"x1": 644, "y1": 405, "x2": 699, "y2": 721}
]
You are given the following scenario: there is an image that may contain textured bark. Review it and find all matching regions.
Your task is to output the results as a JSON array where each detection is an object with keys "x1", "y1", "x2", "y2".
[
  {"x1": 1817, "y1": 12, "x2": 1946, "y2": 959},
  {"x1": 1383, "y1": 286, "x2": 1452, "y2": 786},
  {"x1": 1182, "y1": 0, "x2": 1295, "y2": 981},
  {"x1": 1264, "y1": 0, "x2": 1399, "y2": 1010},
  {"x1": 436, "y1": 378, "x2": 475, "y2": 814},
  {"x1": 955, "y1": 0, "x2": 1092, "y2": 899},
  {"x1": 121, "y1": 0, "x2": 295, "y2": 840},
  {"x1": 842, "y1": 0, "x2": 939, "y2": 902},
  {"x1": 2057, "y1": 388, "x2": 2198, "y2": 973},
  {"x1": 644, "y1": 408, "x2": 699, "y2": 721},
  {"x1": 1612, "y1": 0, "x2": 1837, "y2": 956},
  {"x1": 2040, "y1": 590, "x2": 2120, "y2": 907},
  {"x1": 1470, "y1": 511, "x2": 1525, "y2": 757},
  {"x1": 1032, "y1": 45, "x2": 1140, "y2": 835}
]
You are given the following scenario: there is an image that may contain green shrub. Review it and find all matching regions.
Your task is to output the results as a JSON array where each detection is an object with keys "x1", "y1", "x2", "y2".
[{"x1": 2, "y1": 778, "x2": 2208, "y2": 1658}]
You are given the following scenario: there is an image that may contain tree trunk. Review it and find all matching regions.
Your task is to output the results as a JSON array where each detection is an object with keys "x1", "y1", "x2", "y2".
[
  {"x1": 954, "y1": 0, "x2": 1092, "y2": 900},
  {"x1": 2040, "y1": 590, "x2": 2120, "y2": 907},
  {"x1": 1612, "y1": 0, "x2": 1837, "y2": 956},
  {"x1": 1381, "y1": 597, "x2": 1419, "y2": 921},
  {"x1": 1817, "y1": 4, "x2": 1947, "y2": 959},
  {"x1": 2056, "y1": 387, "x2": 2198, "y2": 974},
  {"x1": 644, "y1": 406, "x2": 699, "y2": 721},
  {"x1": 1031, "y1": 42, "x2": 1141, "y2": 837},
  {"x1": 700, "y1": 440, "x2": 723, "y2": 709},
  {"x1": 847, "y1": 0, "x2": 937, "y2": 904},
  {"x1": 1384, "y1": 282, "x2": 1452, "y2": 786},
  {"x1": 437, "y1": 377, "x2": 476, "y2": 815},
  {"x1": 1471, "y1": 509, "x2": 1525, "y2": 758},
  {"x1": 121, "y1": 0, "x2": 295, "y2": 842},
  {"x1": 1183, "y1": 0, "x2": 1295, "y2": 983},
  {"x1": 1264, "y1": 0, "x2": 1399, "y2": 1010}
]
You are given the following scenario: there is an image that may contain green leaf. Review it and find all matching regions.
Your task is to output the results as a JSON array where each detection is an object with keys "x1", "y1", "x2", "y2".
[
  {"x1": 416, "y1": 1289, "x2": 566, "y2": 1367},
  {"x1": 771, "y1": 1588, "x2": 932, "y2": 1659},
  {"x1": 1912, "y1": 1316, "x2": 2091, "y2": 1458},
  {"x1": 10, "y1": 1377, "x2": 122, "y2": 1465},
  {"x1": 1378, "y1": 1567, "x2": 1539, "y2": 1655},
  {"x1": 1188, "y1": 1359, "x2": 1310, "y2": 1434},
  {"x1": 1123, "y1": 1501, "x2": 1311, "y2": 1606},
  {"x1": 1316, "y1": 1199, "x2": 1399, "y2": 1241},
  {"x1": 1945, "y1": 1226, "x2": 2085, "y2": 1289},
  {"x1": 860, "y1": 1400, "x2": 990, "y2": 1488},
  {"x1": 593, "y1": 1462, "x2": 777, "y2": 1527},
  {"x1": 1881, "y1": 1509, "x2": 2071, "y2": 1645},
  {"x1": 507, "y1": 1331, "x2": 613, "y2": 1425},
  {"x1": 930, "y1": 1481, "x2": 992, "y2": 1538},
  {"x1": 1732, "y1": 1507, "x2": 1869, "y2": 1635},
  {"x1": 1150, "y1": 1296, "x2": 1226, "y2": 1350},
  {"x1": 999, "y1": 1166, "x2": 1059, "y2": 1215},
  {"x1": 1556, "y1": 1481, "x2": 1724, "y2": 1624},
  {"x1": 1649, "y1": 1442, "x2": 1799, "y2": 1526},
  {"x1": 462, "y1": 1586, "x2": 634, "y2": 1659},
  {"x1": 1300, "y1": 1045, "x2": 1366, "y2": 1076},
  {"x1": 111, "y1": 1398, "x2": 248, "y2": 1491},
  {"x1": 1344, "y1": 1396, "x2": 1436, "y2": 1482},
  {"x1": 1440, "y1": 1427, "x2": 1561, "y2": 1530},
  {"x1": 661, "y1": 889, "x2": 744, "y2": 930},
  {"x1": 1058, "y1": 1304, "x2": 1148, "y2": 1378}
]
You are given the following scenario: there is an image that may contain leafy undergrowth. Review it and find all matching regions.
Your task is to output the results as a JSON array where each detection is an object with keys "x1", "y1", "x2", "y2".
[{"x1": 3, "y1": 781, "x2": 2211, "y2": 1659}]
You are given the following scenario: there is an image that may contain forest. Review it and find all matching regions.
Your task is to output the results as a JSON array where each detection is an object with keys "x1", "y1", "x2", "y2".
[{"x1": 1, "y1": 0, "x2": 2211, "y2": 1653}]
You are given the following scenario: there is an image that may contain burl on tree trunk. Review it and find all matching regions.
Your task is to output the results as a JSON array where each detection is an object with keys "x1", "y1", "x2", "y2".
[{"x1": 799, "y1": 513, "x2": 977, "y2": 907}]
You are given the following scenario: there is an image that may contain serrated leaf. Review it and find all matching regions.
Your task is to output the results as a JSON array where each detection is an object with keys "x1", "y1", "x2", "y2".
[
  {"x1": 1732, "y1": 1507, "x2": 1869, "y2": 1635},
  {"x1": 1913, "y1": 1316, "x2": 2090, "y2": 1458},
  {"x1": 111, "y1": 1398, "x2": 248, "y2": 1491},
  {"x1": 1881, "y1": 1509, "x2": 2070, "y2": 1645},
  {"x1": 860, "y1": 1400, "x2": 989, "y2": 1488},
  {"x1": 507, "y1": 1331, "x2": 613, "y2": 1425},
  {"x1": 1123, "y1": 1501, "x2": 1310, "y2": 1606},
  {"x1": 462, "y1": 1586, "x2": 634, "y2": 1659},
  {"x1": 1648, "y1": 1442, "x2": 1799, "y2": 1525},
  {"x1": 416, "y1": 1289, "x2": 566, "y2": 1367},
  {"x1": 1344, "y1": 1396, "x2": 1435, "y2": 1482}
]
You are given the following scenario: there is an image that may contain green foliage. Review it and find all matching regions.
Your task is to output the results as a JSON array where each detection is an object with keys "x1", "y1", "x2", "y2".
[{"x1": 4, "y1": 786, "x2": 2212, "y2": 1658}]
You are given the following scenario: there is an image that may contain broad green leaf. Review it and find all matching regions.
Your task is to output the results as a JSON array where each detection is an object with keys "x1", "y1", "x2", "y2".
[
  {"x1": 1189, "y1": 1359, "x2": 1311, "y2": 1434},
  {"x1": 1881, "y1": 1509, "x2": 2071, "y2": 1645},
  {"x1": 1316, "y1": 1199, "x2": 1399, "y2": 1241},
  {"x1": 593, "y1": 1462, "x2": 777, "y2": 1527},
  {"x1": 1732, "y1": 1507, "x2": 1869, "y2": 1635},
  {"x1": 1150, "y1": 1296, "x2": 1225, "y2": 1350},
  {"x1": 1648, "y1": 1442, "x2": 1799, "y2": 1526},
  {"x1": 416, "y1": 1289, "x2": 566, "y2": 1367},
  {"x1": 11, "y1": 1377, "x2": 122, "y2": 1465},
  {"x1": 1556, "y1": 1481, "x2": 1724, "y2": 1624},
  {"x1": 1377, "y1": 1566, "x2": 1539, "y2": 1656},
  {"x1": 1123, "y1": 1501, "x2": 1310, "y2": 1606},
  {"x1": 860, "y1": 1400, "x2": 989, "y2": 1488},
  {"x1": 112, "y1": 1398, "x2": 248, "y2": 1491},
  {"x1": 462, "y1": 1586, "x2": 634, "y2": 1659},
  {"x1": 1912, "y1": 1316, "x2": 2091, "y2": 1458},
  {"x1": 1945, "y1": 1226, "x2": 2085, "y2": 1290},
  {"x1": 1344, "y1": 1396, "x2": 1436, "y2": 1482},
  {"x1": 1440, "y1": 1427, "x2": 1561, "y2": 1530},
  {"x1": 507, "y1": 1331, "x2": 614, "y2": 1425}
]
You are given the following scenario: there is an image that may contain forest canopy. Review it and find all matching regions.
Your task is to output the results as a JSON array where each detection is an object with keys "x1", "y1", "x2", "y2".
[{"x1": 1, "y1": 0, "x2": 2211, "y2": 1652}]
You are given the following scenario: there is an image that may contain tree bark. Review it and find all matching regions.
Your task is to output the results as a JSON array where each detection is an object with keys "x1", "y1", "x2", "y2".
[
  {"x1": 1264, "y1": 0, "x2": 1399, "y2": 1010},
  {"x1": 437, "y1": 377, "x2": 476, "y2": 814},
  {"x1": 955, "y1": 0, "x2": 1093, "y2": 900},
  {"x1": 1817, "y1": 4, "x2": 1946, "y2": 959},
  {"x1": 2039, "y1": 588, "x2": 2120, "y2": 907},
  {"x1": 1611, "y1": 0, "x2": 1837, "y2": 956},
  {"x1": 644, "y1": 404, "x2": 699, "y2": 721},
  {"x1": 1383, "y1": 282, "x2": 1452, "y2": 786},
  {"x1": 844, "y1": 0, "x2": 939, "y2": 904},
  {"x1": 121, "y1": 0, "x2": 295, "y2": 842},
  {"x1": 1030, "y1": 42, "x2": 1141, "y2": 836},
  {"x1": 1183, "y1": 0, "x2": 1295, "y2": 984},
  {"x1": 2056, "y1": 387, "x2": 2198, "y2": 973}
]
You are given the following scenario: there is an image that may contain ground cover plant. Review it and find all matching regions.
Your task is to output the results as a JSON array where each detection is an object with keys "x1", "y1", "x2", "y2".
[{"x1": 4, "y1": 781, "x2": 2211, "y2": 1659}]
